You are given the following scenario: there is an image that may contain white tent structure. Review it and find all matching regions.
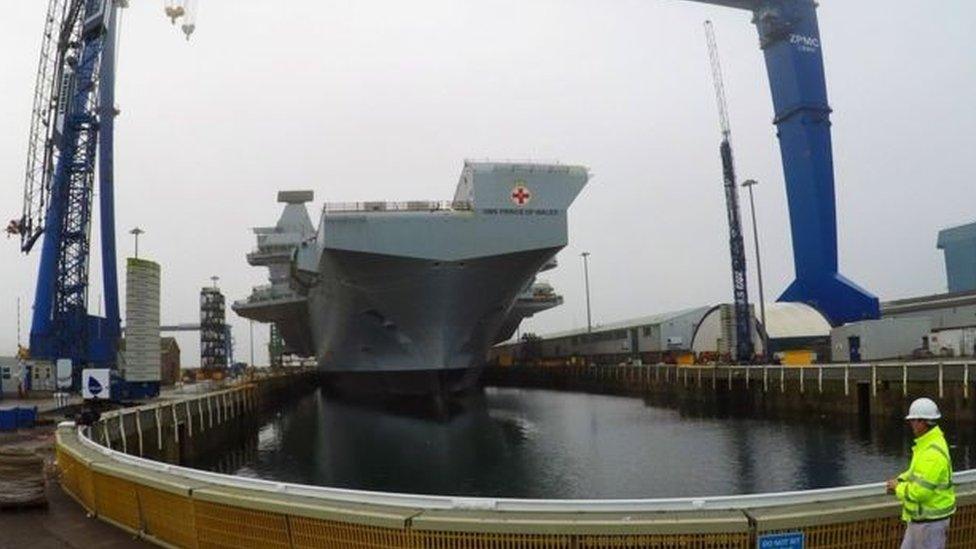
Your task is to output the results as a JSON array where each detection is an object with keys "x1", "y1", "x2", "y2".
[{"x1": 691, "y1": 302, "x2": 831, "y2": 360}]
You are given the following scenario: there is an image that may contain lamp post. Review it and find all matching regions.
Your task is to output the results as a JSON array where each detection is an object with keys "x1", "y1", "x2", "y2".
[
  {"x1": 741, "y1": 179, "x2": 767, "y2": 359},
  {"x1": 129, "y1": 227, "x2": 144, "y2": 258},
  {"x1": 249, "y1": 319, "x2": 255, "y2": 366},
  {"x1": 581, "y1": 252, "x2": 592, "y2": 333}
]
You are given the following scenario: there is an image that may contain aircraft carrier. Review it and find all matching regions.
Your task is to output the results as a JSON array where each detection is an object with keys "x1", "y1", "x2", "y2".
[{"x1": 234, "y1": 161, "x2": 588, "y2": 395}]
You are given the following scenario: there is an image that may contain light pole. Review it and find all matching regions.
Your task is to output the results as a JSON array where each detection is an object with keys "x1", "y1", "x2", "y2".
[
  {"x1": 741, "y1": 179, "x2": 767, "y2": 359},
  {"x1": 581, "y1": 252, "x2": 592, "y2": 333},
  {"x1": 129, "y1": 227, "x2": 144, "y2": 258},
  {"x1": 249, "y1": 319, "x2": 255, "y2": 366}
]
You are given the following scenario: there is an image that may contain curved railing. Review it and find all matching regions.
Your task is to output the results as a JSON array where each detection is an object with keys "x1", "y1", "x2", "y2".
[
  {"x1": 71, "y1": 425, "x2": 976, "y2": 513},
  {"x1": 55, "y1": 382, "x2": 976, "y2": 548}
]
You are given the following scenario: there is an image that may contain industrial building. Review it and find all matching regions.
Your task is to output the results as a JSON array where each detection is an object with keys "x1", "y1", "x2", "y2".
[
  {"x1": 853, "y1": 222, "x2": 976, "y2": 359},
  {"x1": 881, "y1": 289, "x2": 976, "y2": 358},
  {"x1": 492, "y1": 289, "x2": 976, "y2": 366},
  {"x1": 491, "y1": 307, "x2": 710, "y2": 366},
  {"x1": 492, "y1": 302, "x2": 839, "y2": 366},
  {"x1": 0, "y1": 358, "x2": 55, "y2": 396},
  {"x1": 0, "y1": 356, "x2": 22, "y2": 396},
  {"x1": 691, "y1": 302, "x2": 831, "y2": 362},
  {"x1": 937, "y1": 221, "x2": 976, "y2": 293},
  {"x1": 829, "y1": 318, "x2": 932, "y2": 362},
  {"x1": 161, "y1": 337, "x2": 181, "y2": 386}
]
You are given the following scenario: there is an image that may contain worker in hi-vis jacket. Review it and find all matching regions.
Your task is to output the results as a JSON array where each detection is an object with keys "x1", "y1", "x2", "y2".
[{"x1": 886, "y1": 398, "x2": 956, "y2": 549}]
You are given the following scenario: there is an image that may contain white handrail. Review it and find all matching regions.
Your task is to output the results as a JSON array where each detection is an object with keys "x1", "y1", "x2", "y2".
[{"x1": 68, "y1": 415, "x2": 976, "y2": 513}]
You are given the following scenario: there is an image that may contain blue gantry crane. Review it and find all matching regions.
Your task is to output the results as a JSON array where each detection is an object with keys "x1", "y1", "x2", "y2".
[
  {"x1": 687, "y1": 0, "x2": 880, "y2": 326},
  {"x1": 9, "y1": 0, "x2": 195, "y2": 392}
]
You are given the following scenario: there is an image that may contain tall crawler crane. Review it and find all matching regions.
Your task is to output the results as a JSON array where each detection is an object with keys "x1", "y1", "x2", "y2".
[
  {"x1": 704, "y1": 21, "x2": 753, "y2": 363},
  {"x1": 9, "y1": 0, "x2": 197, "y2": 390}
]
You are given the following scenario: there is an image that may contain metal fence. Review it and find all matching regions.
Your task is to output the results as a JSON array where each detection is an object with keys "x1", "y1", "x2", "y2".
[{"x1": 492, "y1": 361, "x2": 976, "y2": 399}]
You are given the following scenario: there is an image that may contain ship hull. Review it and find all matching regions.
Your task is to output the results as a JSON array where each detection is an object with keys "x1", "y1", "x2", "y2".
[
  {"x1": 321, "y1": 365, "x2": 485, "y2": 398},
  {"x1": 308, "y1": 247, "x2": 558, "y2": 387}
]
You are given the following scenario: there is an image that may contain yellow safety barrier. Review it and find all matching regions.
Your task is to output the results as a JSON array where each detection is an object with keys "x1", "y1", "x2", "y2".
[{"x1": 56, "y1": 421, "x2": 976, "y2": 548}]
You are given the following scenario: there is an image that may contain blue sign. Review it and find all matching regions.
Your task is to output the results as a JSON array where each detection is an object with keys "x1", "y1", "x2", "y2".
[{"x1": 758, "y1": 532, "x2": 804, "y2": 549}]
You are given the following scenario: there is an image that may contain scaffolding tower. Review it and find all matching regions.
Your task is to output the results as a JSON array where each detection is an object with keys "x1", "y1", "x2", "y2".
[{"x1": 200, "y1": 287, "x2": 228, "y2": 373}]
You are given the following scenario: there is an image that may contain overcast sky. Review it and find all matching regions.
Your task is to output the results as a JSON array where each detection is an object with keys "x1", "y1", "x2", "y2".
[{"x1": 1, "y1": 1, "x2": 974, "y2": 365}]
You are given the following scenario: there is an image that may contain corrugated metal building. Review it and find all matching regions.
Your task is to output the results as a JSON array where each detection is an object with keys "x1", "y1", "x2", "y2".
[
  {"x1": 830, "y1": 318, "x2": 931, "y2": 362},
  {"x1": 493, "y1": 307, "x2": 711, "y2": 365},
  {"x1": 938, "y1": 221, "x2": 976, "y2": 293},
  {"x1": 882, "y1": 289, "x2": 976, "y2": 357}
]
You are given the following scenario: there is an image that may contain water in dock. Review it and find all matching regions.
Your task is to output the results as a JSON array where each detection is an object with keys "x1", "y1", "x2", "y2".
[{"x1": 190, "y1": 387, "x2": 976, "y2": 499}]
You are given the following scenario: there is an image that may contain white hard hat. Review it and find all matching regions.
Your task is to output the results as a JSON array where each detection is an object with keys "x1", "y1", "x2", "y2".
[{"x1": 905, "y1": 397, "x2": 941, "y2": 421}]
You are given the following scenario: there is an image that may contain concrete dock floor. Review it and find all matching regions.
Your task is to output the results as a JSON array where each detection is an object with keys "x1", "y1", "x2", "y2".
[
  {"x1": 1, "y1": 423, "x2": 147, "y2": 548},
  {"x1": 0, "y1": 481, "x2": 147, "y2": 549}
]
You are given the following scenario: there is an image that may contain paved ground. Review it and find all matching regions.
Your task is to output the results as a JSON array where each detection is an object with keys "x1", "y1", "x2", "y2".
[
  {"x1": 0, "y1": 380, "x2": 244, "y2": 547},
  {"x1": 0, "y1": 481, "x2": 147, "y2": 549},
  {"x1": 1, "y1": 420, "x2": 147, "y2": 548}
]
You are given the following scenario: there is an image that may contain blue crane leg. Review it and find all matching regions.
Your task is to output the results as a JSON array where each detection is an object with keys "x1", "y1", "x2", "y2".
[
  {"x1": 96, "y1": 6, "x2": 121, "y2": 357},
  {"x1": 686, "y1": 0, "x2": 879, "y2": 325},
  {"x1": 29, "y1": 180, "x2": 67, "y2": 353},
  {"x1": 755, "y1": 0, "x2": 879, "y2": 325}
]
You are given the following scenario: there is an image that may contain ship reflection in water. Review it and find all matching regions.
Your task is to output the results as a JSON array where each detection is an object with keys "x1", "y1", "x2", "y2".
[{"x1": 190, "y1": 387, "x2": 976, "y2": 499}]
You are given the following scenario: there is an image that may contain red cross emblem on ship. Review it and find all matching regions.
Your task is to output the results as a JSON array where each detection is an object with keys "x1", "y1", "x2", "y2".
[{"x1": 511, "y1": 183, "x2": 532, "y2": 206}]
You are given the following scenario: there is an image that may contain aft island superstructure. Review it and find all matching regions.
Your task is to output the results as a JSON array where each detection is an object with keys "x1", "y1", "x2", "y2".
[{"x1": 234, "y1": 161, "x2": 588, "y2": 395}]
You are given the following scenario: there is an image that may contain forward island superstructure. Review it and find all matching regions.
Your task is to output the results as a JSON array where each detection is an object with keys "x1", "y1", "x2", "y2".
[{"x1": 234, "y1": 161, "x2": 588, "y2": 395}]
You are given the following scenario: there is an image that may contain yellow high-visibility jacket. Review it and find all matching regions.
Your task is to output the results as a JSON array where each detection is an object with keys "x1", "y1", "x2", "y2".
[{"x1": 895, "y1": 425, "x2": 955, "y2": 522}]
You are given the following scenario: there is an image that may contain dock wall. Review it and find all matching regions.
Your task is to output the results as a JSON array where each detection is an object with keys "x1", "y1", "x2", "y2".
[
  {"x1": 84, "y1": 371, "x2": 318, "y2": 466},
  {"x1": 484, "y1": 361, "x2": 976, "y2": 422},
  {"x1": 54, "y1": 367, "x2": 976, "y2": 547}
]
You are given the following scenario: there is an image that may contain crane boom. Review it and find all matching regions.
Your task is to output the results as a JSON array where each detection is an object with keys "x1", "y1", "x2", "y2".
[
  {"x1": 687, "y1": 0, "x2": 880, "y2": 326},
  {"x1": 17, "y1": 0, "x2": 80, "y2": 252},
  {"x1": 705, "y1": 21, "x2": 730, "y2": 139},
  {"x1": 705, "y1": 21, "x2": 753, "y2": 363}
]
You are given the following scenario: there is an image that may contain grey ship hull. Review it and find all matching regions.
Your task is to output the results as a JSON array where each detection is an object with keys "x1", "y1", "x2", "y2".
[
  {"x1": 309, "y1": 248, "x2": 558, "y2": 395},
  {"x1": 235, "y1": 162, "x2": 588, "y2": 397}
]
